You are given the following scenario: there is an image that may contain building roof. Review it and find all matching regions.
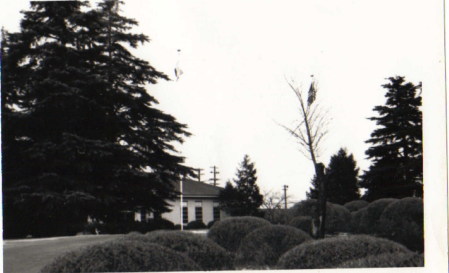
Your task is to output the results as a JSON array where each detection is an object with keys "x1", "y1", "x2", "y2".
[{"x1": 172, "y1": 179, "x2": 223, "y2": 198}]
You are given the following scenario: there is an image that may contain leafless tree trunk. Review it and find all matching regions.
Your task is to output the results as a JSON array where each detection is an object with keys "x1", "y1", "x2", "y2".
[{"x1": 281, "y1": 77, "x2": 329, "y2": 238}]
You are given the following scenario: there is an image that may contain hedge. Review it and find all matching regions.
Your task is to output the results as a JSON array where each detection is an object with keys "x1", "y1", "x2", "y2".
[
  {"x1": 338, "y1": 252, "x2": 424, "y2": 268},
  {"x1": 355, "y1": 198, "x2": 398, "y2": 234},
  {"x1": 344, "y1": 200, "x2": 369, "y2": 212},
  {"x1": 40, "y1": 240, "x2": 200, "y2": 272},
  {"x1": 186, "y1": 220, "x2": 206, "y2": 230},
  {"x1": 235, "y1": 225, "x2": 311, "y2": 268},
  {"x1": 277, "y1": 235, "x2": 411, "y2": 269},
  {"x1": 143, "y1": 231, "x2": 234, "y2": 270},
  {"x1": 289, "y1": 216, "x2": 313, "y2": 235},
  {"x1": 290, "y1": 199, "x2": 351, "y2": 234},
  {"x1": 378, "y1": 197, "x2": 424, "y2": 252},
  {"x1": 207, "y1": 216, "x2": 271, "y2": 252}
]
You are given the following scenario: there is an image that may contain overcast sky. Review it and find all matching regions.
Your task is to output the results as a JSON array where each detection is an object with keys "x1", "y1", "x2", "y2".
[{"x1": 1, "y1": 0, "x2": 444, "y2": 203}]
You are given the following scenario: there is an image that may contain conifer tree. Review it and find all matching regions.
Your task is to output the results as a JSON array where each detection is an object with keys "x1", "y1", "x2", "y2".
[
  {"x1": 361, "y1": 76, "x2": 422, "y2": 201},
  {"x1": 219, "y1": 155, "x2": 263, "y2": 216},
  {"x1": 2, "y1": 1, "x2": 191, "y2": 238},
  {"x1": 306, "y1": 148, "x2": 360, "y2": 204}
]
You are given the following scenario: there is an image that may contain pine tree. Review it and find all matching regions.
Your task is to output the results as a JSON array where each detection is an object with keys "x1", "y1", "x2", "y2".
[
  {"x1": 306, "y1": 148, "x2": 360, "y2": 204},
  {"x1": 2, "y1": 1, "x2": 191, "y2": 238},
  {"x1": 219, "y1": 155, "x2": 263, "y2": 216},
  {"x1": 361, "y1": 76, "x2": 422, "y2": 201}
]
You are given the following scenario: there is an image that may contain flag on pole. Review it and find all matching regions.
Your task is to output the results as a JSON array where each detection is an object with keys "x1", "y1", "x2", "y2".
[
  {"x1": 174, "y1": 49, "x2": 183, "y2": 81},
  {"x1": 307, "y1": 75, "x2": 317, "y2": 105}
]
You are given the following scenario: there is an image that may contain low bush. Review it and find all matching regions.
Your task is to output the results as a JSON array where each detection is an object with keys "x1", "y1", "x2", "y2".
[
  {"x1": 289, "y1": 216, "x2": 313, "y2": 235},
  {"x1": 141, "y1": 230, "x2": 233, "y2": 270},
  {"x1": 378, "y1": 197, "x2": 423, "y2": 252},
  {"x1": 356, "y1": 198, "x2": 398, "y2": 234},
  {"x1": 277, "y1": 235, "x2": 411, "y2": 269},
  {"x1": 186, "y1": 220, "x2": 206, "y2": 230},
  {"x1": 344, "y1": 200, "x2": 369, "y2": 212},
  {"x1": 235, "y1": 225, "x2": 312, "y2": 268},
  {"x1": 40, "y1": 240, "x2": 200, "y2": 272},
  {"x1": 207, "y1": 220, "x2": 217, "y2": 229},
  {"x1": 290, "y1": 199, "x2": 351, "y2": 234},
  {"x1": 97, "y1": 218, "x2": 175, "y2": 234},
  {"x1": 207, "y1": 216, "x2": 271, "y2": 252},
  {"x1": 338, "y1": 252, "x2": 424, "y2": 268}
]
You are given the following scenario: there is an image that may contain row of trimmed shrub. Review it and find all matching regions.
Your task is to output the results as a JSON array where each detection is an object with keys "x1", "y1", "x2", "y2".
[
  {"x1": 41, "y1": 215, "x2": 423, "y2": 272},
  {"x1": 206, "y1": 216, "x2": 423, "y2": 269},
  {"x1": 263, "y1": 197, "x2": 423, "y2": 252},
  {"x1": 84, "y1": 218, "x2": 211, "y2": 235}
]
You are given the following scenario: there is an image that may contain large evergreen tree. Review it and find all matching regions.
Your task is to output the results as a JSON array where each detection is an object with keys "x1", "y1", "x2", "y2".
[
  {"x1": 306, "y1": 148, "x2": 360, "y2": 204},
  {"x1": 2, "y1": 1, "x2": 191, "y2": 238},
  {"x1": 361, "y1": 76, "x2": 422, "y2": 201},
  {"x1": 219, "y1": 155, "x2": 263, "y2": 216}
]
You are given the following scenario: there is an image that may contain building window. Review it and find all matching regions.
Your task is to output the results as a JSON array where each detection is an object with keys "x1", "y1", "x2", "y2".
[
  {"x1": 213, "y1": 202, "x2": 220, "y2": 221},
  {"x1": 182, "y1": 202, "x2": 188, "y2": 224},
  {"x1": 195, "y1": 201, "x2": 203, "y2": 222}
]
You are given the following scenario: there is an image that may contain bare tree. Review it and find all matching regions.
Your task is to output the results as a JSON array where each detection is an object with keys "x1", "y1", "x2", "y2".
[
  {"x1": 261, "y1": 190, "x2": 293, "y2": 224},
  {"x1": 281, "y1": 76, "x2": 329, "y2": 238}
]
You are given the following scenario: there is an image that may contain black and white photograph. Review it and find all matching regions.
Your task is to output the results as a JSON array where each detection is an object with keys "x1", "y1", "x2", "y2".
[{"x1": 1, "y1": 0, "x2": 447, "y2": 272}]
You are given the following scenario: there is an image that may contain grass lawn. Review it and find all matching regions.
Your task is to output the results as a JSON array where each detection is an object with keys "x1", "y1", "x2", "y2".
[{"x1": 3, "y1": 234, "x2": 121, "y2": 273}]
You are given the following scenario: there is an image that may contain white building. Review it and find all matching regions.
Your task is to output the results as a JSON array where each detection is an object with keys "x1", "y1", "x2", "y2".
[{"x1": 135, "y1": 179, "x2": 228, "y2": 226}]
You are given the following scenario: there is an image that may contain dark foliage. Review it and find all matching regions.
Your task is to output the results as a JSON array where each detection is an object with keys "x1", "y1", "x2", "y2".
[
  {"x1": 338, "y1": 252, "x2": 424, "y2": 268},
  {"x1": 141, "y1": 231, "x2": 234, "y2": 270},
  {"x1": 262, "y1": 209, "x2": 292, "y2": 225},
  {"x1": 219, "y1": 155, "x2": 263, "y2": 216},
  {"x1": 307, "y1": 148, "x2": 361, "y2": 204},
  {"x1": 207, "y1": 216, "x2": 271, "y2": 252},
  {"x1": 289, "y1": 216, "x2": 313, "y2": 235},
  {"x1": 91, "y1": 218, "x2": 175, "y2": 234},
  {"x1": 235, "y1": 225, "x2": 311, "y2": 268},
  {"x1": 207, "y1": 220, "x2": 217, "y2": 229},
  {"x1": 277, "y1": 235, "x2": 411, "y2": 269},
  {"x1": 361, "y1": 77, "x2": 422, "y2": 201},
  {"x1": 344, "y1": 200, "x2": 369, "y2": 212},
  {"x1": 290, "y1": 199, "x2": 351, "y2": 234},
  {"x1": 2, "y1": 1, "x2": 191, "y2": 238},
  {"x1": 355, "y1": 198, "x2": 398, "y2": 234},
  {"x1": 40, "y1": 240, "x2": 200, "y2": 272},
  {"x1": 186, "y1": 220, "x2": 207, "y2": 230},
  {"x1": 378, "y1": 197, "x2": 423, "y2": 252}
]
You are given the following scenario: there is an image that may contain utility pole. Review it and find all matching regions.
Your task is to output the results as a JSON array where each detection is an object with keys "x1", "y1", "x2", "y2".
[
  {"x1": 283, "y1": 185, "x2": 289, "y2": 209},
  {"x1": 196, "y1": 168, "x2": 204, "y2": 182},
  {"x1": 209, "y1": 166, "x2": 220, "y2": 186}
]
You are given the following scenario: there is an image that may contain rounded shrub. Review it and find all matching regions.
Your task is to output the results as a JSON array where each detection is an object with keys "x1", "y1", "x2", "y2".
[
  {"x1": 186, "y1": 220, "x2": 206, "y2": 230},
  {"x1": 40, "y1": 240, "x2": 200, "y2": 273},
  {"x1": 378, "y1": 197, "x2": 423, "y2": 252},
  {"x1": 207, "y1": 216, "x2": 271, "y2": 252},
  {"x1": 358, "y1": 198, "x2": 398, "y2": 234},
  {"x1": 142, "y1": 230, "x2": 234, "y2": 270},
  {"x1": 277, "y1": 235, "x2": 411, "y2": 269},
  {"x1": 290, "y1": 199, "x2": 351, "y2": 234},
  {"x1": 235, "y1": 225, "x2": 312, "y2": 268},
  {"x1": 350, "y1": 210, "x2": 363, "y2": 233},
  {"x1": 207, "y1": 220, "x2": 217, "y2": 229},
  {"x1": 338, "y1": 252, "x2": 424, "y2": 268},
  {"x1": 344, "y1": 200, "x2": 369, "y2": 212},
  {"x1": 289, "y1": 216, "x2": 313, "y2": 235}
]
